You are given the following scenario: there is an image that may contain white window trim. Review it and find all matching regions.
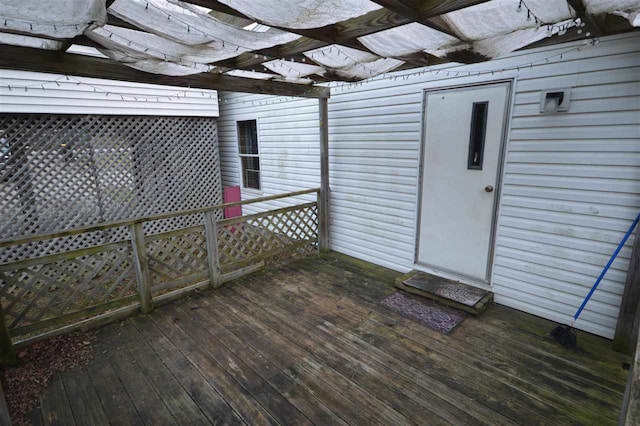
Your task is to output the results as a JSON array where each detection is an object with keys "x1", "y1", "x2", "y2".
[{"x1": 236, "y1": 118, "x2": 263, "y2": 196}]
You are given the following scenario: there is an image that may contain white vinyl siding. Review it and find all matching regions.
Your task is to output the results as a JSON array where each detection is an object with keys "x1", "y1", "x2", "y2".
[
  {"x1": 218, "y1": 32, "x2": 640, "y2": 338},
  {"x1": 0, "y1": 70, "x2": 218, "y2": 116}
]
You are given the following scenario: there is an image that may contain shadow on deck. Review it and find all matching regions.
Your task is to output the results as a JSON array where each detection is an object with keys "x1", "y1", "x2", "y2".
[{"x1": 28, "y1": 253, "x2": 628, "y2": 425}]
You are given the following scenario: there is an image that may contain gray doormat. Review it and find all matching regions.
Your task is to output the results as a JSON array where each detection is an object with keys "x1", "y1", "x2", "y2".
[{"x1": 381, "y1": 292, "x2": 465, "y2": 334}]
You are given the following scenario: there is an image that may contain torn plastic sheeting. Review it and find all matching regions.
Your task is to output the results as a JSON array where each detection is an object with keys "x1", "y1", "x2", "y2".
[
  {"x1": 109, "y1": 0, "x2": 299, "y2": 49},
  {"x1": 0, "y1": 0, "x2": 106, "y2": 38},
  {"x1": 427, "y1": 18, "x2": 578, "y2": 59},
  {"x1": 442, "y1": 0, "x2": 574, "y2": 41},
  {"x1": 263, "y1": 60, "x2": 325, "y2": 77},
  {"x1": 332, "y1": 57, "x2": 404, "y2": 80},
  {"x1": 584, "y1": 0, "x2": 640, "y2": 15},
  {"x1": 87, "y1": 25, "x2": 239, "y2": 64},
  {"x1": 226, "y1": 69, "x2": 274, "y2": 80},
  {"x1": 304, "y1": 44, "x2": 379, "y2": 68},
  {"x1": 358, "y1": 23, "x2": 460, "y2": 57},
  {"x1": 99, "y1": 49, "x2": 211, "y2": 75},
  {"x1": 217, "y1": 0, "x2": 381, "y2": 29},
  {"x1": 0, "y1": 32, "x2": 64, "y2": 50}
]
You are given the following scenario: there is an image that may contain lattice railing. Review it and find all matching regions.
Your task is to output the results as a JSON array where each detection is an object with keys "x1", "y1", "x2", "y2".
[
  {"x1": 217, "y1": 202, "x2": 319, "y2": 272},
  {"x1": 0, "y1": 114, "x2": 223, "y2": 264},
  {"x1": 0, "y1": 189, "x2": 321, "y2": 350}
]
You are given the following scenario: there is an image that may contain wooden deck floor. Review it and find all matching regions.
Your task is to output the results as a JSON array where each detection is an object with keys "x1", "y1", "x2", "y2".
[{"x1": 29, "y1": 253, "x2": 628, "y2": 425}]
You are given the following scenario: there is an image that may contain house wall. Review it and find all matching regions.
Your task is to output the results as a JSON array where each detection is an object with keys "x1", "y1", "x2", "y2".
[
  {"x1": 218, "y1": 32, "x2": 640, "y2": 339},
  {"x1": 0, "y1": 70, "x2": 218, "y2": 116}
]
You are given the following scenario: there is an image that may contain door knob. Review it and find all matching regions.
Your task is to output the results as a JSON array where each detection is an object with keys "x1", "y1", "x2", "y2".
[{"x1": 484, "y1": 185, "x2": 494, "y2": 193}]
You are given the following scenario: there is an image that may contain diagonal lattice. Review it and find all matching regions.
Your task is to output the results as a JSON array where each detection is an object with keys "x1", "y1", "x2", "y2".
[
  {"x1": 217, "y1": 202, "x2": 318, "y2": 271},
  {"x1": 146, "y1": 225, "x2": 209, "y2": 294},
  {"x1": 0, "y1": 114, "x2": 222, "y2": 263},
  {"x1": 0, "y1": 242, "x2": 137, "y2": 334}
]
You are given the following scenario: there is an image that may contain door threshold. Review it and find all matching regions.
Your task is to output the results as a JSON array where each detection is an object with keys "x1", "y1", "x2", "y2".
[{"x1": 412, "y1": 263, "x2": 492, "y2": 292}]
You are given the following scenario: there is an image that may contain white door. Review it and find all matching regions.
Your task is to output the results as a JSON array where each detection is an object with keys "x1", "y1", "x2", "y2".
[{"x1": 417, "y1": 82, "x2": 510, "y2": 282}]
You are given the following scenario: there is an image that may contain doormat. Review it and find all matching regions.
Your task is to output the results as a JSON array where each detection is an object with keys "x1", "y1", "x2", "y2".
[{"x1": 381, "y1": 292, "x2": 465, "y2": 334}]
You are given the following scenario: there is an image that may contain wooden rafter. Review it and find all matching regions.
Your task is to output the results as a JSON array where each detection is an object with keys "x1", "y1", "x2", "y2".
[{"x1": 0, "y1": 44, "x2": 330, "y2": 98}]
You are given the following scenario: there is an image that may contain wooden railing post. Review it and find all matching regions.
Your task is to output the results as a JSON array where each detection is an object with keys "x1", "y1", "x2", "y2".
[
  {"x1": 0, "y1": 302, "x2": 16, "y2": 366},
  {"x1": 204, "y1": 211, "x2": 222, "y2": 288},
  {"x1": 318, "y1": 97, "x2": 330, "y2": 253},
  {"x1": 614, "y1": 231, "x2": 640, "y2": 354},
  {"x1": 129, "y1": 223, "x2": 153, "y2": 314}
]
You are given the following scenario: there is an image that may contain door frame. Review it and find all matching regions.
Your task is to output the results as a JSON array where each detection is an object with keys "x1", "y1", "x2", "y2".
[{"x1": 413, "y1": 79, "x2": 515, "y2": 286}]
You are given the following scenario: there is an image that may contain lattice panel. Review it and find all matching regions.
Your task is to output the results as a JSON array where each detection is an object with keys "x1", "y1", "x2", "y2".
[
  {"x1": 146, "y1": 225, "x2": 209, "y2": 294},
  {"x1": 217, "y1": 202, "x2": 318, "y2": 270},
  {"x1": 0, "y1": 242, "x2": 138, "y2": 334},
  {"x1": 0, "y1": 114, "x2": 222, "y2": 263}
]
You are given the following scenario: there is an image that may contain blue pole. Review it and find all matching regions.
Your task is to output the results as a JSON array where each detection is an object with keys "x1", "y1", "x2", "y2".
[{"x1": 573, "y1": 211, "x2": 640, "y2": 322}]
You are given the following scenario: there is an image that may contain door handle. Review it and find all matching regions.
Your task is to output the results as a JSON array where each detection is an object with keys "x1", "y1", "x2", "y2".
[{"x1": 484, "y1": 185, "x2": 494, "y2": 193}]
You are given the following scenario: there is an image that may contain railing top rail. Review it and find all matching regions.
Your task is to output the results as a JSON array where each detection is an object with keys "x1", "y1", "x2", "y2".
[{"x1": 0, "y1": 188, "x2": 320, "y2": 249}]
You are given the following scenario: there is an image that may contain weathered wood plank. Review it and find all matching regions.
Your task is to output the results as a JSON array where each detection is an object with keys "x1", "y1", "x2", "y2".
[
  {"x1": 159, "y1": 304, "x2": 314, "y2": 426},
  {"x1": 0, "y1": 45, "x2": 330, "y2": 99},
  {"x1": 318, "y1": 98, "x2": 330, "y2": 253},
  {"x1": 129, "y1": 316, "x2": 246, "y2": 426},
  {"x1": 203, "y1": 211, "x2": 222, "y2": 289},
  {"x1": 61, "y1": 368, "x2": 110, "y2": 426},
  {"x1": 192, "y1": 292, "x2": 414, "y2": 425},
  {"x1": 619, "y1": 317, "x2": 640, "y2": 425},
  {"x1": 39, "y1": 374, "x2": 76, "y2": 426},
  {"x1": 217, "y1": 288, "x2": 458, "y2": 425},
  {"x1": 129, "y1": 224, "x2": 153, "y2": 314},
  {"x1": 171, "y1": 303, "x2": 347, "y2": 425},
  {"x1": 99, "y1": 327, "x2": 178, "y2": 425},
  {"x1": 148, "y1": 310, "x2": 280, "y2": 426},
  {"x1": 115, "y1": 322, "x2": 211, "y2": 425},
  {"x1": 86, "y1": 334, "x2": 143, "y2": 426},
  {"x1": 244, "y1": 263, "x2": 619, "y2": 424}
]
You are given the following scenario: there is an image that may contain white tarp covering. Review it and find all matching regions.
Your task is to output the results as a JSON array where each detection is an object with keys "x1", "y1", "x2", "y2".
[
  {"x1": 0, "y1": 0, "x2": 637, "y2": 81},
  {"x1": 217, "y1": 0, "x2": 381, "y2": 29},
  {"x1": 109, "y1": 0, "x2": 299, "y2": 48},
  {"x1": 585, "y1": 0, "x2": 640, "y2": 26},
  {"x1": 263, "y1": 60, "x2": 325, "y2": 78},
  {"x1": 304, "y1": 44, "x2": 379, "y2": 68},
  {"x1": 331, "y1": 57, "x2": 404, "y2": 80},
  {"x1": 0, "y1": 32, "x2": 64, "y2": 50},
  {"x1": 0, "y1": 0, "x2": 105, "y2": 38},
  {"x1": 442, "y1": 0, "x2": 573, "y2": 41},
  {"x1": 359, "y1": 23, "x2": 460, "y2": 57}
]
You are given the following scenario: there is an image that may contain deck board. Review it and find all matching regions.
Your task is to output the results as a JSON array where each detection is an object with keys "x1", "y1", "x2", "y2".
[{"x1": 27, "y1": 253, "x2": 628, "y2": 425}]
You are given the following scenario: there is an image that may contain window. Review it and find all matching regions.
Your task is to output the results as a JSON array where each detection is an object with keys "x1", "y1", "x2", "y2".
[
  {"x1": 467, "y1": 101, "x2": 488, "y2": 170},
  {"x1": 237, "y1": 119, "x2": 260, "y2": 190}
]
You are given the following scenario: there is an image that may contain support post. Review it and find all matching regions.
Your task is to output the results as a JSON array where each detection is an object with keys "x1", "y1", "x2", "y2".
[
  {"x1": 614, "y1": 231, "x2": 640, "y2": 354},
  {"x1": 318, "y1": 97, "x2": 330, "y2": 253},
  {"x1": 129, "y1": 223, "x2": 153, "y2": 314},
  {"x1": 619, "y1": 317, "x2": 640, "y2": 425},
  {"x1": 0, "y1": 302, "x2": 16, "y2": 366},
  {"x1": 204, "y1": 211, "x2": 222, "y2": 288}
]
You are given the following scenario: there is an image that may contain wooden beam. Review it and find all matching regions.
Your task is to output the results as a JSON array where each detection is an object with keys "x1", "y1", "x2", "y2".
[
  {"x1": 318, "y1": 98, "x2": 330, "y2": 253},
  {"x1": 0, "y1": 44, "x2": 330, "y2": 98},
  {"x1": 614, "y1": 231, "x2": 640, "y2": 354},
  {"x1": 370, "y1": 0, "x2": 467, "y2": 38},
  {"x1": 129, "y1": 223, "x2": 153, "y2": 314}
]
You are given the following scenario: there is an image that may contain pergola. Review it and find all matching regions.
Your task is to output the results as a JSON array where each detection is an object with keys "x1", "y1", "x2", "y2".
[
  {"x1": 2, "y1": 0, "x2": 636, "y2": 254},
  {"x1": 1, "y1": 1, "x2": 640, "y2": 423}
]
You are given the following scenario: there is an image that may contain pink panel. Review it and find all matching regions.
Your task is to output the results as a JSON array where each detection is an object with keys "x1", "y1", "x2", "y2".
[{"x1": 223, "y1": 186, "x2": 242, "y2": 219}]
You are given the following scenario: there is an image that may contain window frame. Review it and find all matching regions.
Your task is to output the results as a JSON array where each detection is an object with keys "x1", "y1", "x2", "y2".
[{"x1": 236, "y1": 118, "x2": 263, "y2": 194}]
